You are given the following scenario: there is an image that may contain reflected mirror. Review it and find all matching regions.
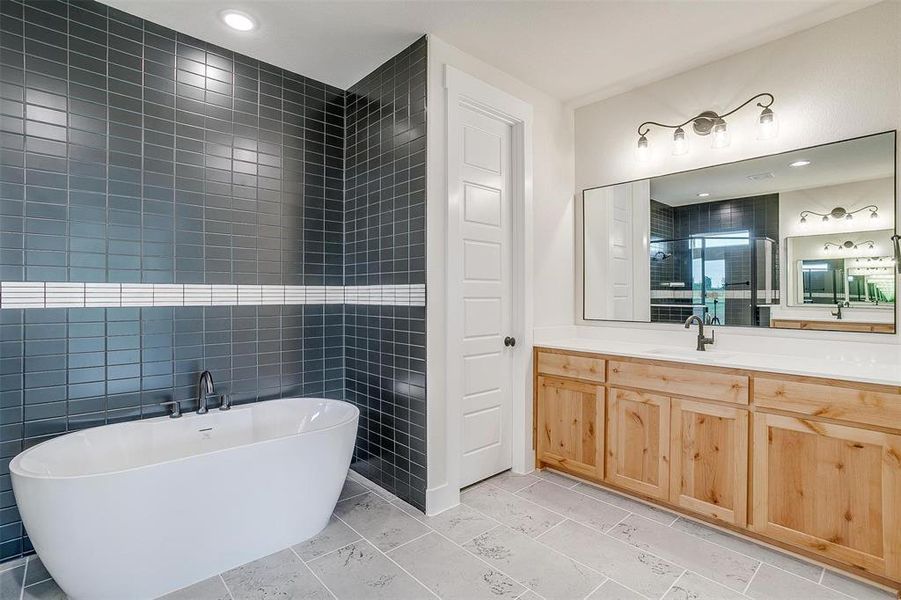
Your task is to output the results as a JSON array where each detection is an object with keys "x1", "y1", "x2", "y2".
[{"x1": 582, "y1": 131, "x2": 896, "y2": 334}]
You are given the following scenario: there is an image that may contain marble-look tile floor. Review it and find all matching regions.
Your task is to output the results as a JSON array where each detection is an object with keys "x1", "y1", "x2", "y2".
[{"x1": 1, "y1": 469, "x2": 897, "y2": 600}]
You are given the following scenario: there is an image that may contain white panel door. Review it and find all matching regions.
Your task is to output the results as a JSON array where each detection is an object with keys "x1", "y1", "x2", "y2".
[
  {"x1": 608, "y1": 185, "x2": 634, "y2": 320},
  {"x1": 456, "y1": 107, "x2": 514, "y2": 487}
]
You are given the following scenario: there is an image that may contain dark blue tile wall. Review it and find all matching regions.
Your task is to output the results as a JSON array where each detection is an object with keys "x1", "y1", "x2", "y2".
[
  {"x1": 344, "y1": 38, "x2": 427, "y2": 509},
  {"x1": 0, "y1": 1, "x2": 431, "y2": 561}
]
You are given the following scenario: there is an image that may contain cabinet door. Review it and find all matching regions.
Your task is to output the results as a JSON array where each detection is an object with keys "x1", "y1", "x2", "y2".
[
  {"x1": 536, "y1": 376, "x2": 604, "y2": 480},
  {"x1": 752, "y1": 412, "x2": 901, "y2": 579},
  {"x1": 670, "y1": 398, "x2": 748, "y2": 526},
  {"x1": 607, "y1": 387, "x2": 670, "y2": 499}
]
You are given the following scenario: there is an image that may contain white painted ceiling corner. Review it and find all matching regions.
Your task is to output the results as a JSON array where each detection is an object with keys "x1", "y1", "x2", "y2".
[{"x1": 102, "y1": 0, "x2": 878, "y2": 100}]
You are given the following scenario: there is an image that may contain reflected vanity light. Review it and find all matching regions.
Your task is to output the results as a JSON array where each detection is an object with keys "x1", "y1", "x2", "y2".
[
  {"x1": 799, "y1": 205, "x2": 878, "y2": 224},
  {"x1": 789, "y1": 159, "x2": 811, "y2": 167},
  {"x1": 697, "y1": 192, "x2": 710, "y2": 198},
  {"x1": 635, "y1": 92, "x2": 775, "y2": 159},
  {"x1": 823, "y1": 240, "x2": 875, "y2": 251}
]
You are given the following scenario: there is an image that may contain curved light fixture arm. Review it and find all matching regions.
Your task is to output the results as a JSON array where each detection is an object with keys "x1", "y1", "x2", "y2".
[
  {"x1": 799, "y1": 205, "x2": 878, "y2": 221},
  {"x1": 637, "y1": 93, "x2": 774, "y2": 136}
]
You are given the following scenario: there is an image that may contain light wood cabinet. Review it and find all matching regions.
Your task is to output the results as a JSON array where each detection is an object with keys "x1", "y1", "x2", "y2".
[
  {"x1": 536, "y1": 376, "x2": 605, "y2": 481},
  {"x1": 755, "y1": 376, "x2": 901, "y2": 431},
  {"x1": 537, "y1": 351, "x2": 606, "y2": 383},
  {"x1": 669, "y1": 398, "x2": 748, "y2": 526},
  {"x1": 533, "y1": 346, "x2": 901, "y2": 589},
  {"x1": 751, "y1": 412, "x2": 901, "y2": 579},
  {"x1": 607, "y1": 387, "x2": 670, "y2": 500},
  {"x1": 608, "y1": 359, "x2": 749, "y2": 405}
]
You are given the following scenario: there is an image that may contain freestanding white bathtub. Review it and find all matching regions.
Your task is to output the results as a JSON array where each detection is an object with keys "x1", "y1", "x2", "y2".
[{"x1": 10, "y1": 397, "x2": 359, "y2": 600}]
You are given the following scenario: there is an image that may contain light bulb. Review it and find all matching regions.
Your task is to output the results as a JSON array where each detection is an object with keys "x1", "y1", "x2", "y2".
[
  {"x1": 221, "y1": 10, "x2": 256, "y2": 31},
  {"x1": 637, "y1": 134, "x2": 649, "y2": 163},
  {"x1": 712, "y1": 120, "x2": 730, "y2": 149},
  {"x1": 672, "y1": 127, "x2": 688, "y2": 156},
  {"x1": 758, "y1": 107, "x2": 777, "y2": 140}
]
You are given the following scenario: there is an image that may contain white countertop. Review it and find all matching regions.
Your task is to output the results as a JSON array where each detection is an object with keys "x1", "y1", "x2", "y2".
[{"x1": 535, "y1": 335, "x2": 901, "y2": 387}]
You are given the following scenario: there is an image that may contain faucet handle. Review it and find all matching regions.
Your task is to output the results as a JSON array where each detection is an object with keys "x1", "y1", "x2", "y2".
[
  {"x1": 218, "y1": 394, "x2": 232, "y2": 411},
  {"x1": 160, "y1": 400, "x2": 182, "y2": 418}
]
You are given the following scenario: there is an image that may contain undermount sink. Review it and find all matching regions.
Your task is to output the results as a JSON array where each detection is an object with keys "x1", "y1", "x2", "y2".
[{"x1": 644, "y1": 347, "x2": 735, "y2": 362}]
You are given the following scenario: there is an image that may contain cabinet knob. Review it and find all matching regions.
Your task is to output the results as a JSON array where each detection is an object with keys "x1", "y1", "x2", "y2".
[{"x1": 504, "y1": 336, "x2": 516, "y2": 347}]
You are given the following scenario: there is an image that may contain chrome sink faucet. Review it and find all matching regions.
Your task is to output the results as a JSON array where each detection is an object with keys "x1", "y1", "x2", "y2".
[
  {"x1": 196, "y1": 370, "x2": 214, "y2": 414},
  {"x1": 684, "y1": 315, "x2": 715, "y2": 351}
]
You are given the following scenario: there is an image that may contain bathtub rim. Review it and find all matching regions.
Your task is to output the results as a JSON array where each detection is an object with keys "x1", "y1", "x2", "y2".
[{"x1": 10, "y1": 397, "x2": 359, "y2": 481}]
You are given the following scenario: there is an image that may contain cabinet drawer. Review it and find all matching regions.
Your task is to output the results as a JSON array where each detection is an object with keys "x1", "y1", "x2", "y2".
[
  {"x1": 537, "y1": 352, "x2": 605, "y2": 383},
  {"x1": 754, "y1": 377, "x2": 901, "y2": 431},
  {"x1": 608, "y1": 360, "x2": 748, "y2": 405}
]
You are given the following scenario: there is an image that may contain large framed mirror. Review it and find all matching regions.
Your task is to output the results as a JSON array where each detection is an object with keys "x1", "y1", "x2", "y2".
[{"x1": 582, "y1": 131, "x2": 897, "y2": 334}]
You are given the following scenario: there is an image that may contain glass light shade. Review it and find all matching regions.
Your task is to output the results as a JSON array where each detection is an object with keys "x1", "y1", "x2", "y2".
[
  {"x1": 758, "y1": 107, "x2": 778, "y2": 140},
  {"x1": 846, "y1": 213, "x2": 853, "y2": 220},
  {"x1": 822, "y1": 215, "x2": 829, "y2": 222},
  {"x1": 672, "y1": 128, "x2": 688, "y2": 156},
  {"x1": 712, "y1": 121, "x2": 730, "y2": 149},
  {"x1": 221, "y1": 10, "x2": 256, "y2": 31},
  {"x1": 637, "y1": 134, "x2": 649, "y2": 162}
]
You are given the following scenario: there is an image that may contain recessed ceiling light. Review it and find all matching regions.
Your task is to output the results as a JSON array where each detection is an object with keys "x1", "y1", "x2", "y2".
[
  {"x1": 697, "y1": 193, "x2": 710, "y2": 198},
  {"x1": 789, "y1": 159, "x2": 811, "y2": 167},
  {"x1": 221, "y1": 10, "x2": 256, "y2": 31}
]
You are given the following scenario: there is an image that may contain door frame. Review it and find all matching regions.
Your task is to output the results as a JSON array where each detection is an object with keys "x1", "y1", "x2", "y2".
[{"x1": 443, "y1": 65, "x2": 534, "y2": 507}]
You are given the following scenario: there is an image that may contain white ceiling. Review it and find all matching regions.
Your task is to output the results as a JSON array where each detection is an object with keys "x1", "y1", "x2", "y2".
[
  {"x1": 650, "y1": 133, "x2": 896, "y2": 206},
  {"x1": 101, "y1": 0, "x2": 874, "y2": 102}
]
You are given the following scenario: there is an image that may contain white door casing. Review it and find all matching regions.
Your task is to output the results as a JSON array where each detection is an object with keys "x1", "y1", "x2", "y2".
[{"x1": 443, "y1": 66, "x2": 534, "y2": 502}]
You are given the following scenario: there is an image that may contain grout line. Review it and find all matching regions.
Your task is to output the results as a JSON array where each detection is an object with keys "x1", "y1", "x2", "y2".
[
  {"x1": 664, "y1": 515, "x2": 841, "y2": 588},
  {"x1": 217, "y1": 573, "x2": 236, "y2": 600},
  {"x1": 303, "y1": 539, "x2": 362, "y2": 565},
  {"x1": 383, "y1": 530, "x2": 433, "y2": 554},
  {"x1": 447, "y1": 523, "x2": 547, "y2": 597},
  {"x1": 532, "y1": 517, "x2": 569, "y2": 541},
  {"x1": 458, "y1": 502, "x2": 613, "y2": 598},
  {"x1": 331, "y1": 514, "x2": 442, "y2": 600},
  {"x1": 676, "y1": 569, "x2": 755, "y2": 600},
  {"x1": 18, "y1": 558, "x2": 27, "y2": 600},
  {"x1": 742, "y1": 562, "x2": 762, "y2": 596},
  {"x1": 288, "y1": 547, "x2": 338, "y2": 600},
  {"x1": 581, "y1": 577, "x2": 609, "y2": 600},
  {"x1": 600, "y1": 511, "x2": 633, "y2": 534}
]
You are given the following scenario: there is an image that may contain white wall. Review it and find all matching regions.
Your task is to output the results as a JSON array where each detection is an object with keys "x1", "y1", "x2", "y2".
[
  {"x1": 573, "y1": 0, "x2": 901, "y2": 343},
  {"x1": 426, "y1": 36, "x2": 574, "y2": 512}
]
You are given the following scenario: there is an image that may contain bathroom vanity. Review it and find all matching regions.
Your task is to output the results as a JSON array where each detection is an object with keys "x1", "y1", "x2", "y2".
[{"x1": 533, "y1": 343, "x2": 901, "y2": 589}]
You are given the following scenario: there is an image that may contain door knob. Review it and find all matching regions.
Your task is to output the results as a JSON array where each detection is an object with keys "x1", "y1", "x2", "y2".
[{"x1": 504, "y1": 336, "x2": 516, "y2": 347}]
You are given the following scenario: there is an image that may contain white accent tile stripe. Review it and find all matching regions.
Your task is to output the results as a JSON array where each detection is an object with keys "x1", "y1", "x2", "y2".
[{"x1": 0, "y1": 283, "x2": 426, "y2": 309}]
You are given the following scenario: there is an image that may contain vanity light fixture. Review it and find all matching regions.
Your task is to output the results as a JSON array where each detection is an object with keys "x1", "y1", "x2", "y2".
[
  {"x1": 799, "y1": 205, "x2": 878, "y2": 224},
  {"x1": 636, "y1": 92, "x2": 775, "y2": 158},
  {"x1": 823, "y1": 240, "x2": 875, "y2": 251},
  {"x1": 220, "y1": 9, "x2": 256, "y2": 31}
]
